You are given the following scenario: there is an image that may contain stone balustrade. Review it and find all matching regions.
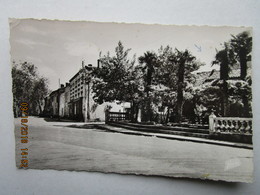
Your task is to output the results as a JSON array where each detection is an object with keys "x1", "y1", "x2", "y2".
[{"x1": 209, "y1": 113, "x2": 252, "y2": 135}]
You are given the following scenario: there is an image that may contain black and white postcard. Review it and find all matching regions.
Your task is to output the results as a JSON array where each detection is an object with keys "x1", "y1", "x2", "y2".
[{"x1": 10, "y1": 19, "x2": 253, "y2": 182}]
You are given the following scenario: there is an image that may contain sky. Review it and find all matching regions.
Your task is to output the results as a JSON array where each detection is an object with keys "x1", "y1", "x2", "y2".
[{"x1": 9, "y1": 19, "x2": 252, "y2": 91}]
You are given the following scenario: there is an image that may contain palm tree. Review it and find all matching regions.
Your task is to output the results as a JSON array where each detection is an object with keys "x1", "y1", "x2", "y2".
[
  {"x1": 230, "y1": 31, "x2": 252, "y2": 117},
  {"x1": 230, "y1": 31, "x2": 252, "y2": 80},
  {"x1": 173, "y1": 49, "x2": 196, "y2": 123},
  {"x1": 212, "y1": 49, "x2": 229, "y2": 80},
  {"x1": 212, "y1": 43, "x2": 235, "y2": 116},
  {"x1": 212, "y1": 48, "x2": 229, "y2": 116},
  {"x1": 139, "y1": 51, "x2": 157, "y2": 121}
]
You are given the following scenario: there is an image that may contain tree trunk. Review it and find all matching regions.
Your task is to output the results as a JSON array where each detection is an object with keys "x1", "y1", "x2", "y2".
[
  {"x1": 176, "y1": 85, "x2": 184, "y2": 123},
  {"x1": 134, "y1": 103, "x2": 139, "y2": 122},
  {"x1": 176, "y1": 62, "x2": 185, "y2": 123},
  {"x1": 144, "y1": 87, "x2": 152, "y2": 122},
  {"x1": 220, "y1": 62, "x2": 229, "y2": 80},
  {"x1": 146, "y1": 65, "x2": 153, "y2": 122},
  {"x1": 240, "y1": 54, "x2": 247, "y2": 80},
  {"x1": 130, "y1": 101, "x2": 135, "y2": 122},
  {"x1": 239, "y1": 52, "x2": 249, "y2": 116},
  {"x1": 87, "y1": 83, "x2": 90, "y2": 120},
  {"x1": 222, "y1": 81, "x2": 229, "y2": 116},
  {"x1": 38, "y1": 100, "x2": 42, "y2": 115},
  {"x1": 242, "y1": 94, "x2": 250, "y2": 117},
  {"x1": 130, "y1": 101, "x2": 139, "y2": 123},
  {"x1": 165, "y1": 107, "x2": 170, "y2": 124},
  {"x1": 147, "y1": 93, "x2": 151, "y2": 122}
]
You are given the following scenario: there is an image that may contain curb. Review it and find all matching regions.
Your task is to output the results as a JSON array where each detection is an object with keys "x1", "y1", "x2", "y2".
[{"x1": 97, "y1": 124, "x2": 253, "y2": 150}]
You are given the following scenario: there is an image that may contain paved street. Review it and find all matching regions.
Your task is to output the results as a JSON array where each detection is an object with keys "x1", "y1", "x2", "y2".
[{"x1": 15, "y1": 117, "x2": 253, "y2": 182}]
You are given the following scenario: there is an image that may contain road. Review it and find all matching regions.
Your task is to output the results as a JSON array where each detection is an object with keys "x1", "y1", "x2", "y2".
[{"x1": 15, "y1": 117, "x2": 253, "y2": 182}]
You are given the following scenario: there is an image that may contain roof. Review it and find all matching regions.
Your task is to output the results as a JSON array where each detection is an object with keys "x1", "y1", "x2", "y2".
[
  {"x1": 69, "y1": 66, "x2": 95, "y2": 82},
  {"x1": 194, "y1": 70, "x2": 219, "y2": 87},
  {"x1": 193, "y1": 64, "x2": 249, "y2": 86}
]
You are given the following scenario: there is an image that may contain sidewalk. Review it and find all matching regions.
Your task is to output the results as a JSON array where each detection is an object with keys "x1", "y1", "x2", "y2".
[{"x1": 95, "y1": 124, "x2": 253, "y2": 150}]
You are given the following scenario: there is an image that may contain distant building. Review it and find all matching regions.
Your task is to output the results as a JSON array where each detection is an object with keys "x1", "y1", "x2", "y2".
[
  {"x1": 43, "y1": 60, "x2": 131, "y2": 122},
  {"x1": 59, "y1": 84, "x2": 65, "y2": 117},
  {"x1": 68, "y1": 62, "x2": 92, "y2": 121},
  {"x1": 43, "y1": 84, "x2": 67, "y2": 118},
  {"x1": 50, "y1": 89, "x2": 59, "y2": 117},
  {"x1": 64, "y1": 83, "x2": 70, "y2": 117},
  {"x1": 193, "y1": 63, "x2": 243, "y2": 87}
]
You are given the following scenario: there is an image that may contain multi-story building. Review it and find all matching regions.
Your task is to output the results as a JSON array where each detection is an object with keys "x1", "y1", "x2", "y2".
[
  {"x1": 49, "y1": 89, "x2": 60, "y2": 117},
  {"x1": 64, "y1": 83, "x2": 70, "y2": 118},
  {"x1": 43, "y1": 60, "x2": 130, "y2": 122},
  {"x1": 58, "y1": 84, "x2": 65, "y2": 117},
  {"x1": 68, "y1": 62, "x2": 92, "y2": 121}
]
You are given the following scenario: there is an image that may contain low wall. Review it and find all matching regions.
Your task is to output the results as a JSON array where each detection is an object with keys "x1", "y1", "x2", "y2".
[{"x1": 209, "y1": 114, "x2": 253, "y2": 144}]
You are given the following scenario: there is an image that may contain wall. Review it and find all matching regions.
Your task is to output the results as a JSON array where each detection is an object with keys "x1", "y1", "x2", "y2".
[{"x1": 59, "y1": 92, "x2": 65, "y2": 117}]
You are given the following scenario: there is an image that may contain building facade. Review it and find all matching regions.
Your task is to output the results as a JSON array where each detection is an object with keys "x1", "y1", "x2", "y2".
[
  {"x1": 43, "y1": 61, "x2": 130, "y2": 122},
  {"x1": 64, "y1": 83, "x2": 70, "y2": 118},
  {"x1": 68, "y1": 63, "x2": 92, "y2": 121}
]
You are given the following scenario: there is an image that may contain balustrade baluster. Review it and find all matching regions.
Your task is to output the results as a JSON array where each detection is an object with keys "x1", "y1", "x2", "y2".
[
  {"x1": 219, "y1": 120, "x2": 222, "y2": 132},
  {"x1": 215, "y1": 119, "x2": 218, "y2": 132},
  {"x1": 245, "y1": 120, "x2": 251, "y2": 134},
  {"x1": 218, "y1": 120, "x2": 222, "y2": 132},
  {"x1": 221, "y1": 120, "x2": 226, "y2": 132},
  {"x1": 232, "y1": 120, "x2": 236, "y2": 133},
  {"x1": 230, "y1": 120, "x2": 235, "y2": 133},
  {"x1": 240, "y1": 121, "x2": 246, "y2": 133},
  {"x1": 226, "y1": 120, "x2": 231, "y2": 133},
  {"x1": 209, "y1": 116, "x2": 252, "y2": 136},
  {"x1": 249, "y1": 120, "x2": 252, "y2": 134},
  {"x1": 234, "y1": 120, "x2": 239, "y2": 132}
]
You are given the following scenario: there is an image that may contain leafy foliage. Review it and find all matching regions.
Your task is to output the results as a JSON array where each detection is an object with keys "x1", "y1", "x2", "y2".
[
  {"x1": 212, "y1": 42, "x2": 236, "y2": 80},
  {"x1": 207, "y1": 31, "x2": 252, "y2": 117},
  {"x1": 92, "y1": 41, "x2": 144, "y2": 121},
  {"x1": 92, "y1": 41, "x2": 137, "y2": 103},
  {"x1": 12, "y1": 61, "x2": 49, "y2": 117},
  {"x1": 92, "y1": 31, "x2": 252, "y2": 123},
  {"x1": 230, "y1": 31, "x2": 252, "y2": 80}
]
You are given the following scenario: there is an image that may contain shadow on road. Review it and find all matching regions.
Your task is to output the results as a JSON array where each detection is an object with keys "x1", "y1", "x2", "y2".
[{"x1": 43, "y1": 117, "x2": 79, "y2": 123}]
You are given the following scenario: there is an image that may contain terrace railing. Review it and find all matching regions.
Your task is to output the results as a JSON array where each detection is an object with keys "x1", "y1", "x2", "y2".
[{"x1": 209, "y1": 113, "x2": 252, "y2": 135}]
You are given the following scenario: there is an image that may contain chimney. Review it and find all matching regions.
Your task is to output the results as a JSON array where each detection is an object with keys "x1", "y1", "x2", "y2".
[{"x1": 82, "y1": 60, "x2": 84, "y2": 68}]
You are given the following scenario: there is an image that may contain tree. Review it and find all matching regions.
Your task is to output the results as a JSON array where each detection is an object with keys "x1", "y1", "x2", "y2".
[
  {"x1": 12, "y1": 61, "x2": 49, "y2": 117},
  {"x1": 230, "y1": 31, "x2": 252, "y2": 80},
  {"x1": 154, "y1": 46, "x2": 177, "y2": 123},
  {"x1": 92, "y1": 41, "x2": 142, "y2": 122},
  {"x1": 230, "y1": 31, "x2": 252, "y2": 117},
  {"x1": 172, "y1": 49, "x2": 200, "y2": 123},
  {"x1": 212, "y1": 43, "x2": 236, "y2": 116},
  {"x1": 31, "y1": 77, "x2": 49, "y2": 114},
  {"x1": 227, "y1": 79, "x2": 252, "y2": 117},
  {"x1": 138, "y1": 51, "x2": 158, "y2": 121},
  {"x1": 92, "y1": 41, "x2": 134, "y2": 102},
  {"x1": 212, "y1": 43, "x2": 235, "y2": 80},
  {"x1": 210, "y1": 31, "x2": 253, "y2": 117},
  {"x1": 152, "y1": 46, "x2": 201, "y2": 123}
]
